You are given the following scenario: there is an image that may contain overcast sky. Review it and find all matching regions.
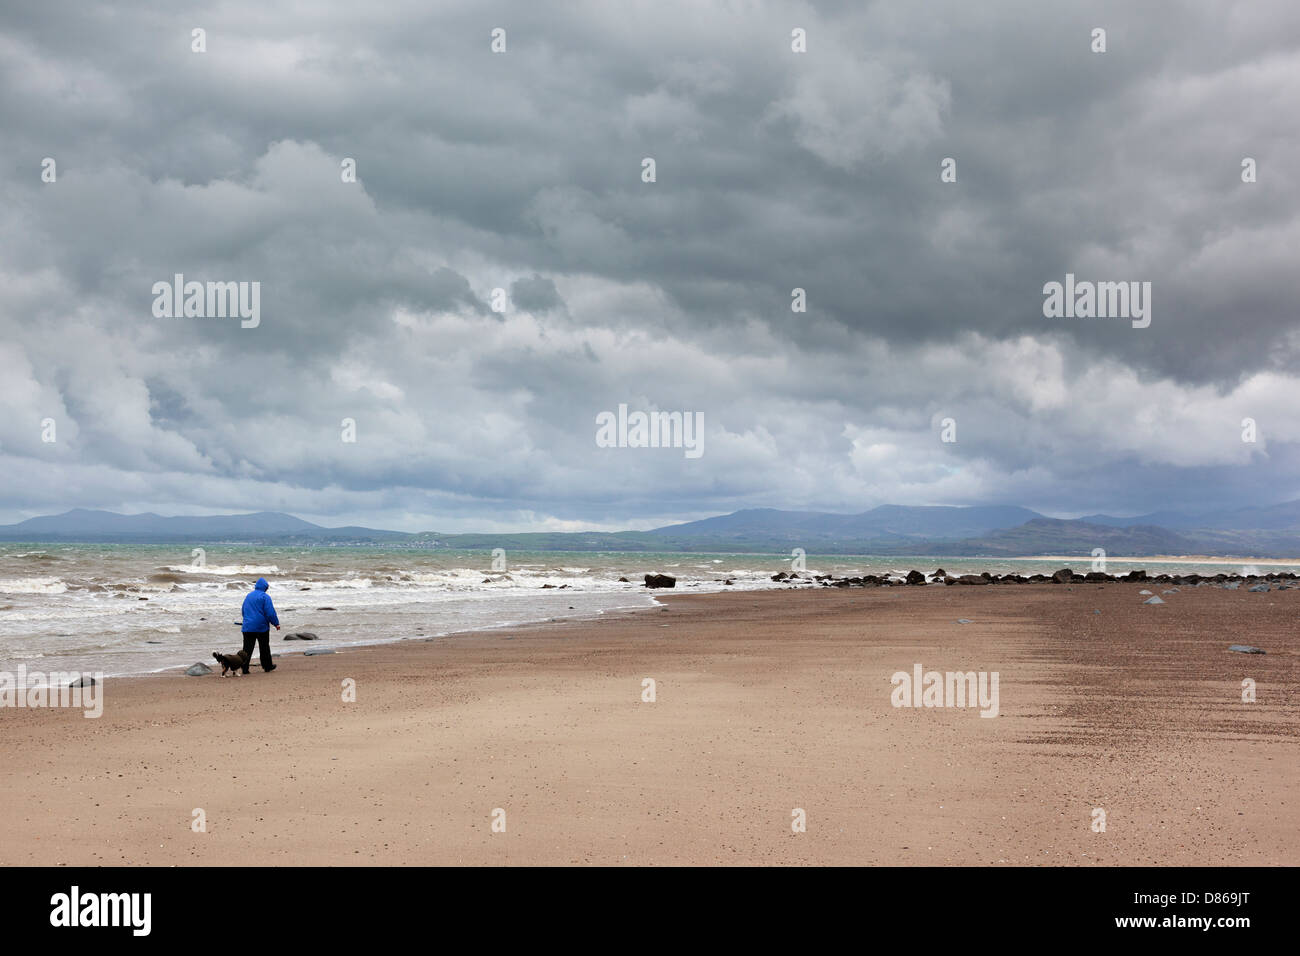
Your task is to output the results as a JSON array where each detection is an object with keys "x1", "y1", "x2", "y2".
[{"x1": 1, "y1": 1, "x2": 1297, "y2": 532}]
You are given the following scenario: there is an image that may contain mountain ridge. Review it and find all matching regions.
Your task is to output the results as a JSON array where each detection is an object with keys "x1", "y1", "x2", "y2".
[{"x1": 1, "y1": 503, "x2": 1298, "y2": 557}]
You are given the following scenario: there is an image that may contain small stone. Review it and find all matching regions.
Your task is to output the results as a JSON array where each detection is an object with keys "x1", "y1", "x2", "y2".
[{"x1": 185, "y1": 663, "x2": 213, "y2": 676}]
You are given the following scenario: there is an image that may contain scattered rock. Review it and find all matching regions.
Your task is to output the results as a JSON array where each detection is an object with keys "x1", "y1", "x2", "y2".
[
  {"x1": 955, "y1": 574, "x2": 989, "y2": 585},
  {"x1": 956, "y1": 619, "x2": 973, "y2": 624},
  {"x1": 1143, "y1": 595, "x2": 1165, "y2": 605},
  {"x1": 724, "y1": 579, "x2": 734, "y2": 585},
  {"x1": 1052, "y1": 569, "x2": 1075, "y2": 584},
  {"x1": 644, "y1": 574, "x2": 677, "y2": 589},
  {"x1": 317, "y1": 607, "x2": 337, "y2": 611},
  {"x1": 1223, "y1": 582, "x2": 1240, "y2": 590},
  {"x1": 1139, "y1": 589, "x2": 1153, "y2": 595},
  {"x1": 283, "y1": 632, "x2": 318, "y2": 641},
  {"x1": 1248, "y1": 583, "x2": 1270, "y2": 592},
  {"x1": 67, "y1": 676, "x2": 96, "y2": 688},
  {"x1": 185, "y1": 663, "x2": 213, "y2": 676},
  {"x1": 1228, "y1": 644, "x2": 1265, "y2": 654},
  {"x1": 618, "y1": 577, "x2": 630, "y2": 583},
  {"x1": 905, "y1": 570, "x2": 927, "y2": 585},
  {"x1": 771, "y1": 572, "x2": 789, "y2": 582},
  {"x1": 541, "y1": 584, "x2": 556, "y2": 588},
  {"x1": 303, "y1": 647, "x2": 335, "y2": 656}
]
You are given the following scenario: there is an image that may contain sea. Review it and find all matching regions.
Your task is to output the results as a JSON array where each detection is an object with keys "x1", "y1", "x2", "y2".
[{"x1": 2, "y1": 543, "x2": 1296, "y2": 683}]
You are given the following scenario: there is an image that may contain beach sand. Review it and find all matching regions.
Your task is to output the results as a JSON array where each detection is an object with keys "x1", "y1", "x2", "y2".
[{"x1": 1, "y1": 584, "x2": 1296, "y2": 866}]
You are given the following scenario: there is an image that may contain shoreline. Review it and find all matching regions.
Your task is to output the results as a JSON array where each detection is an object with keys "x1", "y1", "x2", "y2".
[
  {"x1": 2, "y1": 585, "x2": 1295, "y2": 865},
  {"x1": 1019, "y1": 554, "x2": 1300, "y2": 565},
  {"x1": 11, "y1": 563, "x2": 1300, "y2": 685}
]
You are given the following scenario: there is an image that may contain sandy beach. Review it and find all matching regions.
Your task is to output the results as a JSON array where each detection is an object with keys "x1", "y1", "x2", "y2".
[{"x1": 1, "y1": 583, "x2": 1296, "y2": 866}]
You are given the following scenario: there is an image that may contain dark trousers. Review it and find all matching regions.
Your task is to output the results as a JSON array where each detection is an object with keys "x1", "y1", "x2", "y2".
[{"x1": 241, "y1": 631, "x2": 273, "y2": 672}]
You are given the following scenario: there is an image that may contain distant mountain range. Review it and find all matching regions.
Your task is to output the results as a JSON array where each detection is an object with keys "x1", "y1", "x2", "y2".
[{"x1": 1, "y1": 503, "x2": 1298, "y2": 557}]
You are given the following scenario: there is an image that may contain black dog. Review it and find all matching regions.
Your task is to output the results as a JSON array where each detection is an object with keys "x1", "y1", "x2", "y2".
[{"x1": 212, "y1": 648, "x2": 250, "y2": 677}]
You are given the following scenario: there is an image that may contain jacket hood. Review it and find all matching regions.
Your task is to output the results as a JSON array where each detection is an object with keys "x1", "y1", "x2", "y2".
[{"x1": 255, "y1": 577, "x2": 269, "y2": 591}]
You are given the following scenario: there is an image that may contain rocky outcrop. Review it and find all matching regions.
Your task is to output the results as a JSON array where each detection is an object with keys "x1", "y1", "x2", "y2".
[{"x1": 644, "y1": 574, "x2": 677, "y2": 589}]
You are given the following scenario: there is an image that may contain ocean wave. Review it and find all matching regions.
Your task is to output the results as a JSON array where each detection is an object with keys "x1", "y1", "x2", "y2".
[
  {"x1": 149, "y1": 572, "x2": 189, "y2": 584},
  {"x1": 0, "y1": 576, "x2": 69, "y2": 594},
  {"x1": 162, "y1": 564, "x2": 282, "y2": 576}
]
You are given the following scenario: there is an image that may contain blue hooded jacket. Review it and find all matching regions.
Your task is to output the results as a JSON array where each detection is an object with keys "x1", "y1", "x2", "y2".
[{"x1": 241, "y1": 577, "x2": 280, "y2": 632}]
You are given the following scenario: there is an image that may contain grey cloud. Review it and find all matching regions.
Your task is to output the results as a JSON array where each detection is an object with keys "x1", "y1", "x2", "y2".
[{"x1": 0, "y1": 0, "x2": 1297, "y2": 529}]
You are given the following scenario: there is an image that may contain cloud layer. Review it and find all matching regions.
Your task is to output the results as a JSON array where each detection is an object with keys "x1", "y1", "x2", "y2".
[{"x1": 1, "y1": 0, "x2": 1297, "y2": 531}]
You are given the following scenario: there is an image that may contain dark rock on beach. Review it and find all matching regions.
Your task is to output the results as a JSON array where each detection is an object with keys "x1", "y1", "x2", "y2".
[
  {"x1": 955, "y1": 574, "x2": 988, "y2": 585},
  {"x1": 644, "y1": 574, "x2": 676, "y2": 589},
  {"x1": 905, "y1": 570, "x2": 927, "y2": 585},
  {"x1": 67, "y1": 676, "x2": 97, "y2": 688},
  {"x1": 283, "y1": 632, "x2": 318, "y2": 641}
]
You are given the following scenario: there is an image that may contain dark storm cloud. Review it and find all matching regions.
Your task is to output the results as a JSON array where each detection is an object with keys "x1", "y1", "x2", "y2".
[{"x1": 0, "y1": 0, "x2": 1297, "y2": 530}]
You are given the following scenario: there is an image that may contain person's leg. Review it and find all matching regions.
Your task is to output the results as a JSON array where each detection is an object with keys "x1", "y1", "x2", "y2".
[
  {"x1": 257, "y1": 631, "x2": 274, "y2": 671},
  {"x1": 240, "y1": 631, "x2": 256, "y2": 674}
]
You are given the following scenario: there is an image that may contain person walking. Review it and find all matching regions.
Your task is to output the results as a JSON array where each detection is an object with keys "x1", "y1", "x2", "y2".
[{"x1": 240, "y1": 576, "x2": 280, "y2": 673}]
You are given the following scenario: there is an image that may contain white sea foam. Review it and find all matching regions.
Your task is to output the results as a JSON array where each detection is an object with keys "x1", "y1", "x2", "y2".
[
  {"x1": 162, "y1": 564, "x2": 282, "y2": 576},
  {"x1": 0, "y1": 576, "x2": 68, "y2": 594}
]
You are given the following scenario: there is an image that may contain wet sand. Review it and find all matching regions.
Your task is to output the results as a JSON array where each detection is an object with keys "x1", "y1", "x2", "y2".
[{"x1": 1, "y1": 583, "x2": 1296, "y2": 865}]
